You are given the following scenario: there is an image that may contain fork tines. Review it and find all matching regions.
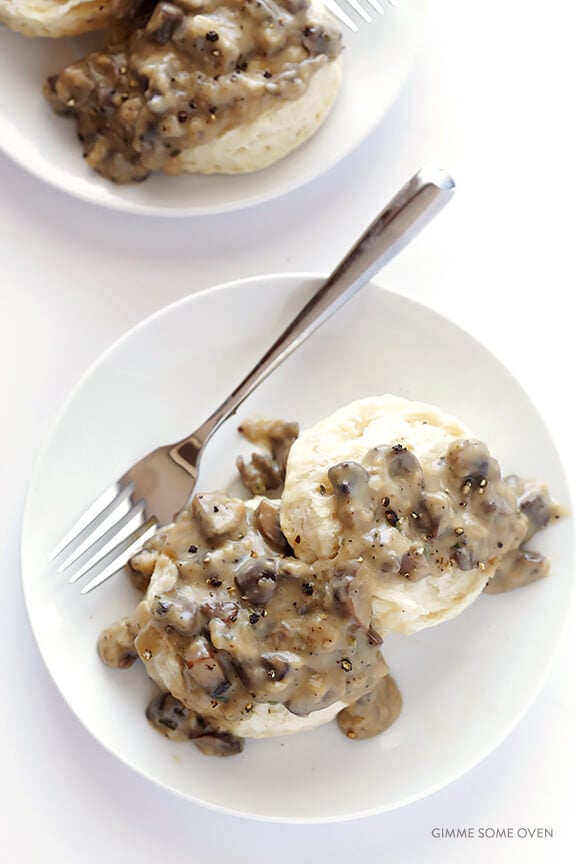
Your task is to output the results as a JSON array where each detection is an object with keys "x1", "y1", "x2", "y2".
[
  {"x1": 49, "y1": 481, "x2": 158, "y2": 595},
  {"x1": 326, "y1": 0, "x2": 390, "y2": 33}
]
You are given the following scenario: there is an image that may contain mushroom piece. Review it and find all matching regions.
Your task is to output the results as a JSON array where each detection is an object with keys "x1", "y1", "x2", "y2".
[
  {"x1": 331, "y1": 570, "x2": 372, "y2": 632},
  {"x1": 191, "y1": 492, "x2": 245, "y2": 542},
  {"x1": 184, "y1": 636, "x2": 232, "y2": 699},
  {"x1": 519, "y1": 492, "x2": 551, "y2": 538},
  {"x1": 234, "y1": 557, "x2": 279, "y2": 605},
  {"x1": 97, "y1": 618, "x2": 138, "y2": 669},
  {"x1": 145, "y1": 693, "x2": 194, "y2": 737},
  {"x1": 192, "y1": 733, "x2": 244, "y2": 757},
  {"x1": 328, "y1": 461, "x2": 374, "y2": 532},
  {"x1": 200, "y1": 600, "x2": 240, "y2": 624},
  {"x1": 236, "y1": 418, "x2": 299, "y2": 494},
  {"x1": 254, "y1": 498, "x2": 292, "y2": 552},
  {"x1": 399, "y1": 545, "x2": 429, "y2": 581},
  {"x1": 450, "y1": 542, "x2": 475, "y2": 571},
  {"x1": 145, "y1": 2, "x2": 185, "y2": 44},
  {"x1": 236, "y1": 452, "x2": 283, "y2": 495},
  {"x1": 446, "y1": 438, "x2": 500, "y2": 492},
  {"x1": 386, "y1": 444, "x2": 424, "y2": 481},
  {"x1": 151, "y1": 589, "x2": 202, "y2": 636}
]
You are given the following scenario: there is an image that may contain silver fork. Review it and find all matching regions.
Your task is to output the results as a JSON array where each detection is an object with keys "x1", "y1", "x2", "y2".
[
  {"x1": 326, "y1": 0, "x2": 397, "y2": 34},
  {"x1": 51, "y1": 166, "x2": 455, "y2": 594}
]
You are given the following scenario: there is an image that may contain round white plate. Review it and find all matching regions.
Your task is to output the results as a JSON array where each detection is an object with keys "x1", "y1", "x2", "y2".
[
  {"x1": 0, "y1": 0, "x2": 425, "y2": 215},
  {"x1": 22, "y1": 274, "x2": 574, "y2": 822}
]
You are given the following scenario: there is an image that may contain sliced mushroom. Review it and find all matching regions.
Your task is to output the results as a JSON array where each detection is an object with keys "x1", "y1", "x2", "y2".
[
  {"x1": 418, "y1": 490, "x2": 456, "y2": 537},
  {"x1": 200, "y1": 600, "x2": 240, "y2": 624},
  {"x1": 238, "y1": 418, "x2": 299, "y2": 469},
  {"x1": 184, "y1": 636, "x2": 232, "y2": 699},
  {"x1": 97, "y1": 618, "x2": 138, "y2": 669},
  {"x1": 192, "y1": 732, "x2": 244, "y2": 757},
  {"x1": 191, "y1": 492, "x2": 245, "y2": 542},
  {"x1": 151, "y1": 589, "x2": 202, "y2": 636},
  {"x1": 145, "y1": 693, "x2": 194, "y2": 738},
  {"x1": 331, "y1": 571, "x2": 372, "y2": 630},
  {"x1": 128, "y1": 528, "x2": 169, "y2": 590},
  {"x1": 399, "y1": 545, "x2": 429, "y2": 581},
  {"x1": 446, "y1": 438, "x2": 500, "y2": 492},
  {"x1": 450, "y1": 542, "x2": 475, "y2": 571},
  {"x1": 145, "y1": 2, "x2": 185, "y2": 44},
  {"x1": 261, "y1": 650, "x2": 300, "y2": 681},
  {"x1": 387, "y1": 444, "x2": 424, "y2": 481},
  {"x1": 236, "y1": 452, "x2": 282, "y2": 495},
  {"x1": 328, "y1": 461, "x2": 374, "y2": 531},
  {"x1": 254, "y1": 498, "x2": 292, "y2": 552},
  {"x1": 519, "y1": 492, "x2": 551, "y2": 537},
  {"x1": 234, "y1": 557, "x2": 279, "y2": 605}
]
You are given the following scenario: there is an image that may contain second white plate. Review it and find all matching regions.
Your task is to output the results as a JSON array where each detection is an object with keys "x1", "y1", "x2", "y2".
[{"x1": 0, "y1": 0, "x2": 426, "y2": 215}]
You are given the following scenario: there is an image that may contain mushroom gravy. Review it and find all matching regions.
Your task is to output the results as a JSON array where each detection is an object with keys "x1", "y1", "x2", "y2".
[
  {"x1": 321, "y1": 439, "x2": 562, "y2": 595},
  {"x1": 100, "y1": 490, "x2": 393, "y2": 756},
  {"x1": 98, "y1": 420, "x2": 562, "y2": 756},
  {"x1": 44, "y1": 0, "x2": 343, "y2": 183}
]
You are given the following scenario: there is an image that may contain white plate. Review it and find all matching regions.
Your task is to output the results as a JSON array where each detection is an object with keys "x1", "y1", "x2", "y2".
[
  {"x1": 22, "y1": 274, "x2": 574, "y2": 822},
  {"x1": 0, "y1": 0, "x2": 425, "y2": 215}
]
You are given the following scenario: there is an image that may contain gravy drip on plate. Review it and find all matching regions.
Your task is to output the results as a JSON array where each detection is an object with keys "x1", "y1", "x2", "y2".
[
  {"x1": 98, "y1": 428, "x2": 561, "y2": 756},
  {"x1": 44, "y1": 0, "x2": 343, "y2": 183}
]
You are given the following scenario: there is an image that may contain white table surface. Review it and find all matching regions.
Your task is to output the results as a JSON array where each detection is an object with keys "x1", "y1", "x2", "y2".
[{"x1": 1, "y1": 1, "x2": 575, "y2": 861}]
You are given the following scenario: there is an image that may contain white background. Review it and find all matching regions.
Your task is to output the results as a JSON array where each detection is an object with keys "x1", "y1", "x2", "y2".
[{"x1": 1, "y1": 0, "x2": 575, "y2": 861}]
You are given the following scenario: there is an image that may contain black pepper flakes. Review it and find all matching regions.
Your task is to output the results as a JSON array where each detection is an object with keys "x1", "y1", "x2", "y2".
[
  {"x1": 188, "y1": 544, "x2": 198, "y2": 553},
  {"x1": 340, "y1": 658, "x2": 353, "y2": 672},
  {"x1": 205, "y1": 30, "x2": 219, "y2": 41},
  {"x1": 302, "y1": 582, "x2": 314, "y2": 596},
  {"x1": 249, "y1": 613, "x2": 260, "y2": 625},
  {"x1": 385, "y1": 509, "x2": 400, "y2": 527}
]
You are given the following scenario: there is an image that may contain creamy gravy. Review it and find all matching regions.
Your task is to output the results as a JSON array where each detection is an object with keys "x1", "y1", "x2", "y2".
[
  {"x1": 98, "y1": 428, "x2": 561, "y2": 756},
  {"x1": 320, "y1": 439, "x2": 561, "y2": 594},
  {"x1": 44, "y1": 0, "x2": 343, "y2": 182}
]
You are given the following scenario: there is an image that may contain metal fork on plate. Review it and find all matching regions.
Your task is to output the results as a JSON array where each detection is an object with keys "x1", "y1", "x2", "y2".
[
  {"x1": 327, "y1": 0, "x2": 398, "y2": 34},
  {"x1": 50, "y1": 166, "x2": 455, "y2": 594}
]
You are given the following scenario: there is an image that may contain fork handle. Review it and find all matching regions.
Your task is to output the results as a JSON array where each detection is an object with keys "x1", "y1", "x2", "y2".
[{"x1": 172, "y1": 166, "x2": 455, "y2": 461}]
